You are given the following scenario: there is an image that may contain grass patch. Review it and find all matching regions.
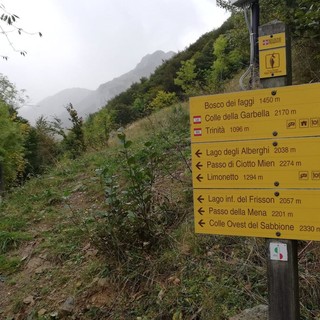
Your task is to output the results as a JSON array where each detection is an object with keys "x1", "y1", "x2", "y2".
[
  {"x1": 0, "y1": 255, "x2": 21, "y2": 274},
  {"x1": 0, "y1": 231, "x2": 32, "y2": 254}
]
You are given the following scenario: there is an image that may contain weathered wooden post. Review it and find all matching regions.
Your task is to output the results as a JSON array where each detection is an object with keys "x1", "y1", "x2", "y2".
[{"x1": 259, "y1": 21, "x2": 300, "y2": 319}]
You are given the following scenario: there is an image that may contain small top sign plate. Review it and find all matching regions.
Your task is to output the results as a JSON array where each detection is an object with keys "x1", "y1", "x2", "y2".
[{"x1": 259, "y1": 32, "x2": 286, "y2": 51}]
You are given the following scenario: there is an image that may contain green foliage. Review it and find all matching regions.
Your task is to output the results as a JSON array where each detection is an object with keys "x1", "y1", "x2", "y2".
[
  {"x1": 207, "y1": 34, "x2": 243, "y2": 92},
  {"x1": 212, "y1": 35, "x2": 229, "y2": 88},
  {"x1": 112, "y1": 102, "x2": 137, "y2": 126},
  {"x1": 23, "y1": 116, "x2": 59, "y2": 177},
  {"x1": 83, "y1": 108, "x2": 114, "y2": 149},
  {"x1": 0, "y1": 255, "x2": 21, "y2": 274},
  {"x1": 147, "y1": 58, "x2": 181, "y2": 95},
  {"x1": 96, "y1": 131, "x2": 183, "y2": 263},
  {"x1": 0, "y1": 73, "x2": 28, "y2": 108},
  {"x1": 149, "y1": 90, "x2": 178, "y2": 109},
  {"x1": 292, "y1": 38, "x2": 320, "y2": 83},
  {"x1": 226, "y1": 14, "x2": 250, "y2": 60},
  {"x1": 293, "y1": 0, "x2": 320, "y2": 38},
  {"x1": 0, "y1": 75, "x2": 56, "y2": 188},
  {"x1": 216, "y1": 0, "x2": 235, "y2": 12},
  {"x1": 0, "y1": 212, "x2": 31, "y2": 257},
  {"x1": 174, "y1": 58, "x2": 201, "y2": 97},
  {"x1": 0, "y1": 230, "x2": 31, "y2": 254},
  {"x1": 132, "y1": 96, "x2": 147, "y2": 116},
  {"x1": 51, "y1": 104, "x2": 86, "y2": 159},
  {"x1": 65, "y1": 103, "x2": 86, "y2": 157},
  {"x1": 0, "y1": 101, "x2": 26, "y2": 188}
]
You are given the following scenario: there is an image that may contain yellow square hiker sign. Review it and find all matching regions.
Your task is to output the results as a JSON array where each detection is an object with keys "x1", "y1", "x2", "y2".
[{"x1": 259, "y1": 47, "x2": 287, "y2": 78}]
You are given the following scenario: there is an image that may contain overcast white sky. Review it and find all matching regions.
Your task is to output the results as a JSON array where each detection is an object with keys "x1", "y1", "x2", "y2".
[{"x1": 0, "y1": 0, "x2": 229, "y2": 104}]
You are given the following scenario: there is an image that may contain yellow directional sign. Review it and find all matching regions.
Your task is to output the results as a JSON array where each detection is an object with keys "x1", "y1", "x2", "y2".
[
  {"x1": 191, "y1": 137, "x2": 320, "y2": 189},
  {"x1": 190, "y1": 83, "x2": 320, "y2": 143},
  {"x1": 190, "y1": 83, "x2": 320, "y2": 240},
  {"x1": 194, "y1": 189, "x2": 320, "y2": 241}
]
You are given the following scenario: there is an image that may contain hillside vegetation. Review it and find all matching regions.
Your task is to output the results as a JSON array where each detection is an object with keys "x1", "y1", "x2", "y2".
[{"x1": 1, "y1": 1, "x2": 320, "y2": 319}]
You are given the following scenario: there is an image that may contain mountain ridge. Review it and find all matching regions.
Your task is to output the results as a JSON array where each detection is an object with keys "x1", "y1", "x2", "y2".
[
  {"x1": 19, "y1": 50, "x2": 176, "y2": 126},
  {"x1": 75, "y1": 50, "x2": 176, "y2": 120}
]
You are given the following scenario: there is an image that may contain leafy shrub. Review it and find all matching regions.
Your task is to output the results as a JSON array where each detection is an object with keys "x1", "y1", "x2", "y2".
[
  {"x1": 83, "y1": 109, "x2": 114, "y2": 149},
  {"x1": 50, "y1": 104, "x2": 86, "y2": 159},
  {"x1": 149, "y1": 90, "x2": 178, "y2": 110},
  {"x1": 0, "y1": 102, "x2": 26, "y2": 189},
  {"x1": 95, "y1": 132, "x2": 182, "y2": 263},
  {"x1": 174, "y1": 58, "x2": 202, "y2": 97}
]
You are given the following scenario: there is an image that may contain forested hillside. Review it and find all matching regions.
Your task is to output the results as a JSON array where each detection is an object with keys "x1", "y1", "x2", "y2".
[{"x1": 1, "y1": 1, "x2": 320, "y2": 319}]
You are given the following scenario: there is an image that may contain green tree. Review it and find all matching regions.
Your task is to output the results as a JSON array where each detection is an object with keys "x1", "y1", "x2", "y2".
[
  {"x1": 67, "y1": 103, "x2": 85, "y2": 151},
  {"x1": 50, "y1": 104, "x2": 85, "y2": 159},
  {"x1": 0, "y1": 73, "x2": 27, "y2": 109},
  {"x1": 293, "y1": 0, "x2": 320, "y2": 38},
  {"x1": 149, "y1": 90, "x2": 178, "y2": 110},
  {"x1": 23, "y1": 116, "x2": 59, "y2": 177},
  {"x1": 111, "y1": 103, "x2": 137, "y2": 126},
  {"x1": 132, "y1": 96, "x2": 147, "y2": 116},
  {"x1": 207, "y1": 34, "x2": 243, "y2": 92},
  {"x1": 0, "y1": 101, "x2": 26, "y2": 189},
  {"x1": 174, "y1": 58, "x2": 201, "y2": 97},
  {"x1": 291, "y1": 0, "x2": 320, "y2": 82},
  {"x1": 83, "y1": 108, "x2": 114, "y2": 149}
]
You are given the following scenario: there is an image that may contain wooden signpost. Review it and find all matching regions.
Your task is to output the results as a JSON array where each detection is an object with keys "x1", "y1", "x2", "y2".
[{"x1": 259, "y1": 21, "x2": 299, "y2": 320}]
